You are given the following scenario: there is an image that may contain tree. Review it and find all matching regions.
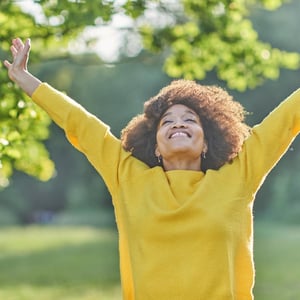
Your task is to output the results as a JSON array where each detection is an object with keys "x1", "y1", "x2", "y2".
[{"x1": 0, "y1": 0, "x2": 299, "y2": 186}]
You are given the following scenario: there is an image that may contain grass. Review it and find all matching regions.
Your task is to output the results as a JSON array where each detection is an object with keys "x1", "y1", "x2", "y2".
[
  {"x1": 254, "y1": 221, "x2": 300, "y2": 300},
  {"x1": 0, "y1": 222, "x2": 300, "y2": 299},
  {"x1": 0, "y1": 226, "x2": 121, "y2": 300}
]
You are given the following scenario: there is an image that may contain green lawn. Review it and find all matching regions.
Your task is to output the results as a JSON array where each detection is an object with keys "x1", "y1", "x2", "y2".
[
  {"x1": 0, "y1": 222, "x2": 300, "y2": 299},
  {"x1": 254, "y1": 221, "x2": 300, "y2": 300},
  {"x1": 0, "y1": 226, "x2": 121, "y2": 300}
]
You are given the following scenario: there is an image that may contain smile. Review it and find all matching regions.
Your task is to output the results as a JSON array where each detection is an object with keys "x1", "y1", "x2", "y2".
[{"x1": 169, "y1": 132, "x2": 190, "y2": 138}]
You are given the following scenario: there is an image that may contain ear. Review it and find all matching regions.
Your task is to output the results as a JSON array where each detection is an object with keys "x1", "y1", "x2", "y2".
[
  {"x1": 203, "y1": 140, "x2": 208, "y2": 154},
  {"x1": 155, "y1": 145, "x2": 160, "y2": 157}
]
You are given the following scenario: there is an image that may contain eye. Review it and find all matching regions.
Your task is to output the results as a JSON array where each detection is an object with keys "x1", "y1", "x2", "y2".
[
  {"x1": 161, "y1": 119, "x2": 172, "y2": 125},
  {"x1": 185, "y1": 118, "x2": 197, "y2": 123}
]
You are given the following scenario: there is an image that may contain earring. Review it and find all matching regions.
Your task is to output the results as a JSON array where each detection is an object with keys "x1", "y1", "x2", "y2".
[
  {"x1": 202, "y1": 152, "x2": 206, "y2": 159},
  {"x1": 157, "y1": 155, "x2": 162, "y2": 164}
]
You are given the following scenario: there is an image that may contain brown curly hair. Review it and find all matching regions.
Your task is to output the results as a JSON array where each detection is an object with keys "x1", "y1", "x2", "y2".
[{"x1": 121, "y1": 80, "x2": 250, "y2": 171}]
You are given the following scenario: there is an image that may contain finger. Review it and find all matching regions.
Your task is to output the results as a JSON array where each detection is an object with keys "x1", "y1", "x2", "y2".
[
  {"x1": 3, "y1": 60, "x2": 11, "y2": 69},
  {"x1": 13, "y1": 38, "x2": 24, "y2": 51},
  {"x1": 10, "y1": 38, "x2": 30, "y2": 62},
  {"x1": 23, "y1": 38, "x2": 31, "y2": 53},
  {"x1": 10, "y1": 45, "x2": 18, "y2": 58},
  {"x1": 20, "y1": 39, "x2": 31, "y2": 64}
]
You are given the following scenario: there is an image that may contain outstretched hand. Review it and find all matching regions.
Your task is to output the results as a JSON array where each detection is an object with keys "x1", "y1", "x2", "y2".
[
  {"x1": 3, "y1": 38, "x2": 31, "y2": 82},
  {"x1": 3, "y1": 38, "x2": 41, "y2": 96}
]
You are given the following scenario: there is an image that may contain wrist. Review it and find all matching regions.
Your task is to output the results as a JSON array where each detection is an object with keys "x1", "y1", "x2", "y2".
[
  {"x1": 14, "y1": 71, "x2": 42, "y2": 97},
  {"x1": 11, "y1": 69, "x2": 29, "y2": 84}
]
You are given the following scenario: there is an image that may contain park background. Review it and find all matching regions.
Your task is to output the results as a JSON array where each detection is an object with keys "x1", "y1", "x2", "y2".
[{"x1": 1, "y1": 0, "x2": 300, "y2": 299}]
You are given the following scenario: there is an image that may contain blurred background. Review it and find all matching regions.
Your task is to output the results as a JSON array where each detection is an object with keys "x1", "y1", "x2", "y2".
[{"x1": 0, "y1": 0, "x2": 300, "y2": 299}]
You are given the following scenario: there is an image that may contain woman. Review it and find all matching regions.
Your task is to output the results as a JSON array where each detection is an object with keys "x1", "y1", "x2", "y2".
[{"x1": 4, "y1": 38, "x2": 300, "y2": 299}]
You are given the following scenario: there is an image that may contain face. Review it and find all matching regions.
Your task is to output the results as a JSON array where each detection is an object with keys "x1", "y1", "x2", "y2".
[{"x1": 155, "y1": 104, "x2": 207, "y2": 165}]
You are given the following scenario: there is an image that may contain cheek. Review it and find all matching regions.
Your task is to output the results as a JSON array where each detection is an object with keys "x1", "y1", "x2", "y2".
[
  {"x1": 194, "y1": 128, "x2": 206, "y2": 146},
  {"x1": 155, "y1": 129, "x2": 168, "y2": 152},
  {"x1": 197, "y1": 126, "x2": 205, "y2": 139},
  {"x1": 155, "y1": 130, "x2": 163, "y2": 147},
  {"x1": 156, "y1": 126, "x2": 165, "y2": 141},
  {"x1": 155, "y1": 130, "x2": 162, "y2": 153}
]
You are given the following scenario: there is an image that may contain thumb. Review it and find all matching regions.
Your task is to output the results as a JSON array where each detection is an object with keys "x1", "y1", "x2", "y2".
[{"x1": 3, "y1": 60, "x2": 11, "y2": 69}]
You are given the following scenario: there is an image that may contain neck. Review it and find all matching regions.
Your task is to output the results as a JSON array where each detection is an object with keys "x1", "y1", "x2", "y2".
[{"x1": 162, "y1": 157, "x2": 202, "y2": 171}]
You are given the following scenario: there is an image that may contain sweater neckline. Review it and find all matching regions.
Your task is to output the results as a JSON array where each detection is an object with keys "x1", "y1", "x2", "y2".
[{"x1": 165, "y1": 169, "x2": 205, "y2": 185}]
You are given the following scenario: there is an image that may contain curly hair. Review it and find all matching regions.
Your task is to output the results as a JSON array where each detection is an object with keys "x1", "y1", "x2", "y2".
[{"x1": 121, "y1": 80, "x2": 251, "y2": 171}]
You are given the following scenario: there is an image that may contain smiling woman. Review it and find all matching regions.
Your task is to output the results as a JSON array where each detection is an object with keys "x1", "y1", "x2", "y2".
[
  {"x1": 4, "y1": 37, "x2": 300, "y2": 300},
  {"x1": 154, "y1": 104, "x2": 207, "y2": 171}
]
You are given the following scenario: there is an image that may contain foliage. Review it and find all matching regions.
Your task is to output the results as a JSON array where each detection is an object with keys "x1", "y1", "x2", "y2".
[
  {"x1": 0, "y1": 0, "x2": 299, "y2": 186},
  {"x1": 23, "y1": 0, "x2": 299, "y2": 91},
  {"x1": 0, "y1": 2, "x2": 57, "y2": 187},
  {"x1": 140, "y1": 0, "x2": 299, "y2": 91},
  {"x1": 0, "y1": 79, "x2": 54, "y2": 186}
]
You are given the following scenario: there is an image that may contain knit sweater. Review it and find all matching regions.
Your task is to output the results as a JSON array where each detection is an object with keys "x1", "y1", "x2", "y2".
[{"x1": 32, "y1": 84, "x2": 300, "y2": 300}]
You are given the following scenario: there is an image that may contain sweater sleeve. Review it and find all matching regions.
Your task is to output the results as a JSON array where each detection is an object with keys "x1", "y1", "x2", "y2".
[
  {"x1": 31, "y1": 83, "x2": 129, "y2": 193},
  {"x1": 237, "y1": 88, "x2": 300, "y2": 193}
]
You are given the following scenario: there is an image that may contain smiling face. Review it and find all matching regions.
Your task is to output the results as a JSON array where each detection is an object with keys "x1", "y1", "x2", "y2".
[{"x1": 155, "y1": 104, "x2": 207, "y2": 171}]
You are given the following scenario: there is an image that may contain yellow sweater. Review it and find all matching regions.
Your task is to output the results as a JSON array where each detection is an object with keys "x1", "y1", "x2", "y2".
[{"x1": 32, "y1": 84, "x2": 300, "y2": 300}]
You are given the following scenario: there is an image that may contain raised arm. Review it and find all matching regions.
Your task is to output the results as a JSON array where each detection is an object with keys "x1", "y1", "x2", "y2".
[
  {"x1": 3, "y1": 37, "x2": 142, "y2": 193},
  {"x1": 237, "y1": 88, "x2": 300, "y2": 193},
  {"x1": 3, "y1": 38, "x2": 41, "y2": 96}
]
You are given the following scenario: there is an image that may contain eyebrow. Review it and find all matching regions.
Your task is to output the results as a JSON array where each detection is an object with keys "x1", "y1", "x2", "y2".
[{"x1": 161, "y1": 109, "x2": 197, "y2": 119}]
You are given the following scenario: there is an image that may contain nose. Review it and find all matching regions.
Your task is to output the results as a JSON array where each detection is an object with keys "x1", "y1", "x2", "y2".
[{"x1": 172, "y1": 120, "x2": 186, "y2": 128}]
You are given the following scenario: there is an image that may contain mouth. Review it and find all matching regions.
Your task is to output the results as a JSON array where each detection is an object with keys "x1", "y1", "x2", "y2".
[{"x1": 169, "y1": 131, "x2": 191, "y2": 139}]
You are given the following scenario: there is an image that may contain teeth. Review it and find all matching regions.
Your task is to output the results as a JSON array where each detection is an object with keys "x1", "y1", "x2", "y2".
[{"x1": 171, "y1": 132, "x2": 188, "y2": 138}]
